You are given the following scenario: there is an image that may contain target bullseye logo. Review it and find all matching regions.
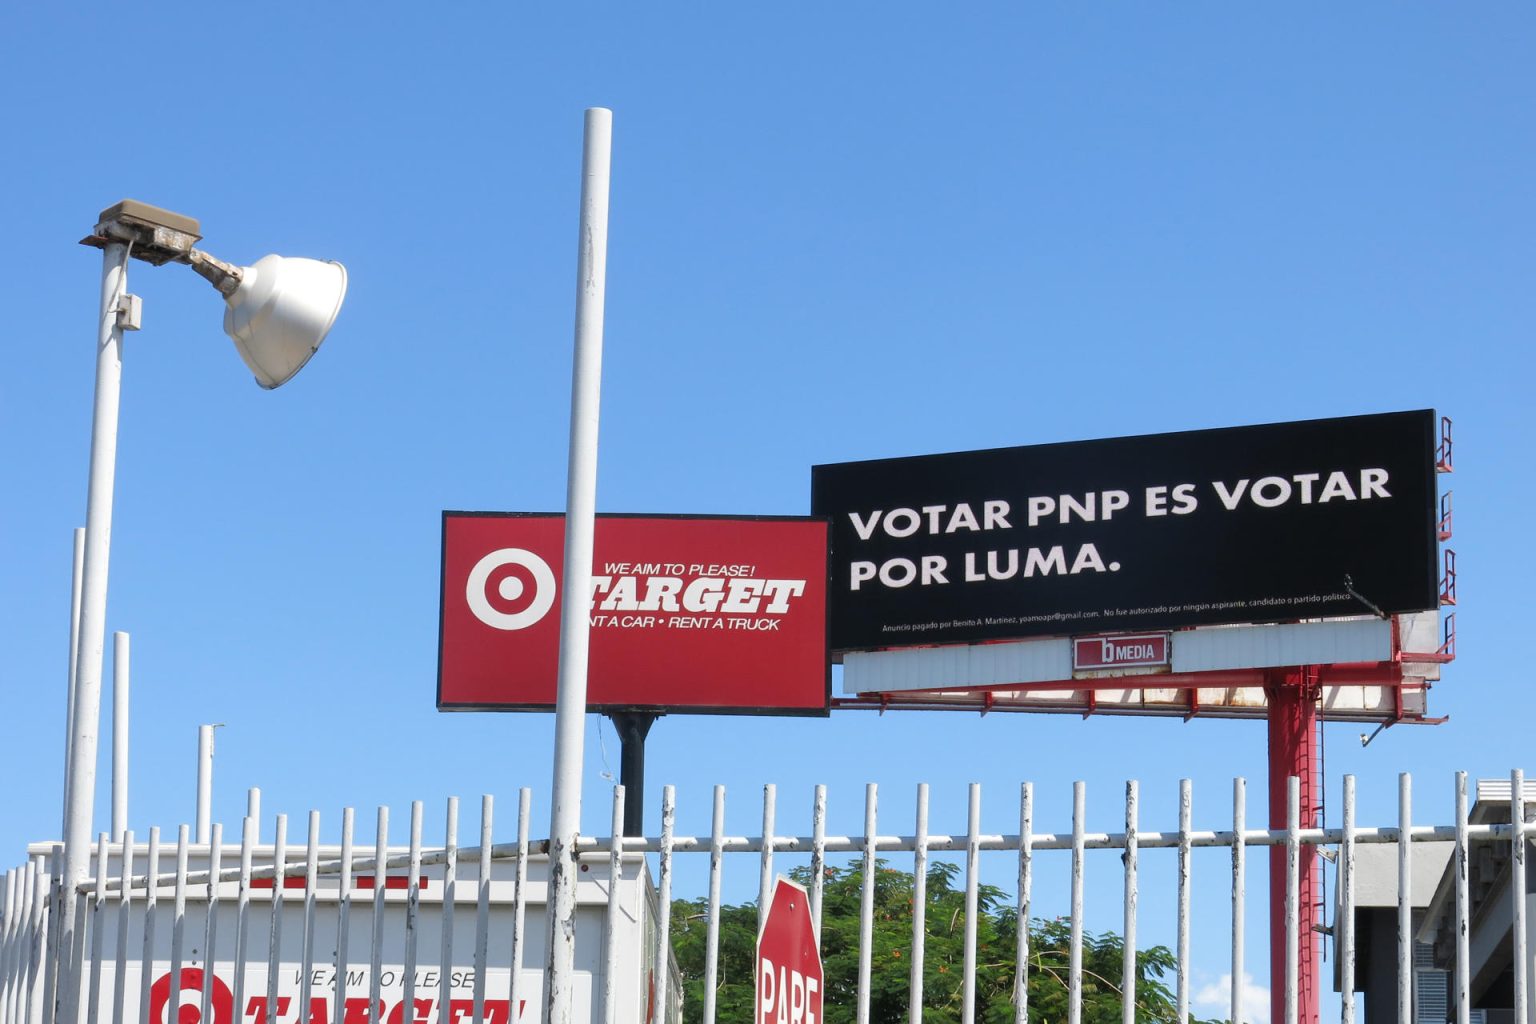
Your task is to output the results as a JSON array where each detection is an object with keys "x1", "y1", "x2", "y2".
[
  {"x1": 149, "y1": 969, "x2": 232, "y2": 1024},
  {"x1": 466, "y1": 547, "x2": 557, "y2": 630}
]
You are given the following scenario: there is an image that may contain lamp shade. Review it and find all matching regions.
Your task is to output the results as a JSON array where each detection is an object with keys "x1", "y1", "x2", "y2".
[{"x1": 223, "y1": 254, "x2": 347, "y2": 389}]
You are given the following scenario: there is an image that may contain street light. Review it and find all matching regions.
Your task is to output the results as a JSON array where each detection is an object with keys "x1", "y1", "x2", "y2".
[
  {"x1": 81, "y1": 200, "x2": 348, "y2": 387},
  {"x1": 56, "y1": 200, "x2": 346, "y2": 1023}
]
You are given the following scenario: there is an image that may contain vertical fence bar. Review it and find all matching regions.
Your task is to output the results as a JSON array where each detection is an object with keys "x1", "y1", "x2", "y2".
[
  {"x1": 20, "y1": 863, "x2": 34, "y2": 1024},
  {"x1": 7, "y1": 869, "x2": 18, "y2": 1024},
  {"x1": 13, "y1": 865, "x2": 26, "y2": 1024},
  {"x1": 138, "y1": 828, "x2": 161, "y2": 1024},
  {"x1": 1341, "y1": 776, "x2": 1357, "y2": 1024},
  {"x1": 369, "y1": 808, "x2": 388, "y2": 1024},
  {"x1": 11, "y1": 866, "x2": 26, "y2": 1024},
  {"x1": 334, "y1": 808, "x2": 356, "y2": 1024},
  {"x1": 404, "y1": 802, "x2": 423, "y2": 1024},
  {"x1": 759, "y1": 785, "x2": 776, "y2": 936},
  {"x1": 15, "y1": 869, "x2": 26, "y2": 1024},
  {"x1": 473, "y1": 797, "x2": 491, "y2": 1024},
  {"x1": 26, "y1": 860, "x2": 41, "y2": 1024},
  {"x1": 510, "y1": 789, "x2": 531, "y2": 1024},
  {"x1": 39, "y1": 849, "x2": 58, "y2": 1024},
  {"x1": 112, "y1": 831, "x2": 133, "y2": 1024},
  {"x1": 440, "y1": 797, "x2": 459, "y2": 1024},
  {"x1": 1177, "y1": 779, "x2": 1192, "y2": 1024},
  {"x1": 810, "y1": 785, "x2": 827, "y2": 941},
  {"x1": 87, "y1": 836, "x2": 108, "y2": 1024},
  {"x1": 962, "y1": 782, "x2": 981, "y2": 1024},
  {"x1": 857, "y1": 783, "x2": 877, "y2": 1024},
  {"x1": 1286, "y1": 776, "x2": 1300, "y2": 1024},
  {"x1": 1016, "y1": 782, "x2": 1033, "y2": 1024},
  {"x1": 230, "y1": 818, "x2": 253, "y2": 1024},
  {"x1": 1513, "y1": 770, "x2": 1528, "y2": 1024},
  {"x1": 1233, "y1": 778, "x2": 1247, "y2": 1024},
  {"x1": 653, "y1": 786, "x2": 676, "y2": 1024},
  {"x1": 19, "y1": 861, "x2": 37, "y2": 1024},
  {"x1": 171, "y1": 826, "x2": 190, "y2": 1024},
  {"x1": 22, "y1": 865, "x2": 36, "y2": 1024},
  {"x1": 4, "y1": 869, "x2": 17, "y2": 1024},
  {"x1": 1123, "y1": 781, "x2": 1139, "y2": 1024},
  {"x1": 604, "y1": 786, "x2": 625, "y2": 1024},
  {"x1": 5, "y1": 869, "x2": 18, "y2": 1024},
  {"x1": 703, "y1": 785, "x2": 725, "y2": 1024},
  {"x1": 9, "y1": 869, "x2": 22, "y2": 1024},
  {"x1": 2, "y1": 867, "x2": 12, "y2": 1024},
  {"x1": 15, "y1": 866, "x2": 27, "y2": 1024},
  {"x1": 1453, "y1": 773, "x2": 1470, "y2": 1024},
  {"x1": 202, "y1": 823, "x2": 223, "y2": 1024},
  {"x1": 26, "y1": 858, "x2": 47, "y2": 1024},
  {"x1": 1069, "y1": 781, "x2": 1086, "y2": 1024},
  {"x1": 6, "y1": 870, "x2": 17, "y2": 1024},
  {"x1": 9, "y1": 864, "x2": 21, "y2": 1024},
  {"x1": 910, "y1": 782, "x2": 929, "y2": 1024},
  {"x1": 300, "y1": 811, "x2": 321, "y2": 1024},
  {"x1": 14, "y1": 866, "x2": 27, "y2": 1024},
  {"x1": 1397, "y1": 773, "x2": 1412, "y2": 1024},
  {"x1": 21, "y1": 862, "x2": 37, "y2": 1024},
  {"x1": 17, "y1": 865, "x2": 32, "y2": 1024},
  {"x1": 267, "y1": 815, "x2": 288, "y2": 1024}
]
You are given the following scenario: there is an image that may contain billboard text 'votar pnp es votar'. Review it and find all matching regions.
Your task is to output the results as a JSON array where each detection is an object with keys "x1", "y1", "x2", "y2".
[
  {"x1": 810, "y1": 410, "x2": 1440, "y2": 653},
  {"x1": 438, "y1": 513, "x2": 829, "y2": 714}
]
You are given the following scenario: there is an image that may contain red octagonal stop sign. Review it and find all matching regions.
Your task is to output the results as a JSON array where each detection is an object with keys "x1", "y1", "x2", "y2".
[{"x1": 757, "y1": 877, "x2": 824, "y2": 1024}]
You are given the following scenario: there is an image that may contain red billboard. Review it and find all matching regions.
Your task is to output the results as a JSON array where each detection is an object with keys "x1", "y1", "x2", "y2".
[{"x1": 438, "y1": 513, "x2": 829, "y2": 715}]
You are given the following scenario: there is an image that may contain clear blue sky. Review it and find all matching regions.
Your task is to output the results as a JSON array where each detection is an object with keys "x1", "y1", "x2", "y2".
[{"x1": 1, "y1": 6, "x2": 1531, "y2": 1018}]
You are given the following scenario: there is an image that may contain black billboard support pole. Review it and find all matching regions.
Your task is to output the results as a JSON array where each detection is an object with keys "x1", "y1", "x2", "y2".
[{"x1": 608, "y1": 712, "x2": 658, "y2": 837}]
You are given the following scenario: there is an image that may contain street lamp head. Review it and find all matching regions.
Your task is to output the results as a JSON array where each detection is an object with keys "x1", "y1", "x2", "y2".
[
  {"x1": 81, "y1": 199, "x2": 348, "y2": 389},
  {"x1": 222, "y1": 255, "x2": 348, "y2": 389}
]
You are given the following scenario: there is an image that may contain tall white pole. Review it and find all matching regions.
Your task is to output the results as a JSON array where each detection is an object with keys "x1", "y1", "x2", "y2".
[
  {"x1": 196, "y1": 725, "x2": 214, "y2": 844},
  {"x1": 111, "y1": 632, "x2": 129, "y2": 841},
  {"x1": 58, "y1": 241, "x2": 129, "y2": 1024},
  {"x1": 61, "y1": 527, "x2": 85, "y2": 834},
  {"x1": 544, "y1": 106, "x2": 612, "y2": 1024}
]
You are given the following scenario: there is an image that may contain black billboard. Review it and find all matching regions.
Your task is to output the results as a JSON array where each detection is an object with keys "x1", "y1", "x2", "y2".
[{"x1": 811, "y1": 410, "x2": 1440, "y2": 653}]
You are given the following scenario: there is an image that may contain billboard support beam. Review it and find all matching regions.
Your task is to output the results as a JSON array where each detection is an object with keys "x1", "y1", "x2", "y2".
[
  {"x1": 1267, "y1": 668, "x2": 1322, "y2": 1024},
  {"x1": 608, "y1": 712, "x2": 657, "y2": 837}
]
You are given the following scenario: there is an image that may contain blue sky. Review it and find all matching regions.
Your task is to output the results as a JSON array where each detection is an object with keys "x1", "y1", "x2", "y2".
[{"x1": 1, "y1": 5, "x2": 1531, "y2": 1018}]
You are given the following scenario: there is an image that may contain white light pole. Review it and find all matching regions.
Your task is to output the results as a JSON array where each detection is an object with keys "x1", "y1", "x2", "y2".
[
  {"x1": 196, "y1": 724, "x2": 223, "y2": 845},
  {"x1": 111, "y1": 631, "x2": 129, "y2": 842},
  {"x1": 544, "y1": 107, "x2": 613, "y2": 1024},
  {"x1": 57, "y1": 201, "x2": 346, "y2": 1024}
]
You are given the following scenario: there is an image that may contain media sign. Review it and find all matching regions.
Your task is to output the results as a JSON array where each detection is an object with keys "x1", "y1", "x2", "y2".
[
  {"x1": 811, "y1": 410, "x2": 1439, "y2": 653},
  {"x1": 438, "y1": 513, "x2": 829, "y2": 714},
  {"x1": 1073, "y1": 633, "x2": 1170, "y2": 671}
]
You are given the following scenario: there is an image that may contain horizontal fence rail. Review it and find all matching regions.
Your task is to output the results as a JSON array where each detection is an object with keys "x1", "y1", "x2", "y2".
[{"x1": 1, "y1": 770, "x2": 1530, "y2": 1024}]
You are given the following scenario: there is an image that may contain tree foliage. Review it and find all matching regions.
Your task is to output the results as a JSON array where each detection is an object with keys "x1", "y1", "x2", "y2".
[{"x1": 669, "y1": 861, "x2": 1217, "y2": 1024}]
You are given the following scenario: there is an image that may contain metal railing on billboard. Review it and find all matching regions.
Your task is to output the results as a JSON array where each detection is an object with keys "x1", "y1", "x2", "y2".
[{"x1": 1, "y1": 770, "x2": 1530, "y2": 1024}]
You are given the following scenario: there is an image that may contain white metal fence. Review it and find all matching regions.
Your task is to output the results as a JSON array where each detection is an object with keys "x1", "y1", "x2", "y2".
[{"x1": 1, "y1": 770, "x2": 1530, "y2": 1024}]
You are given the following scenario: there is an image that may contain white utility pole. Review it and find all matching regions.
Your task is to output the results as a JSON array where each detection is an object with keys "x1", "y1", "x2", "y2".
[
  {"x1": 111, "y1": 631, "x2": 129, "y2": 841},
  {"x1": 544, "y1": 106, "x2": 613, "y2": 1024}
]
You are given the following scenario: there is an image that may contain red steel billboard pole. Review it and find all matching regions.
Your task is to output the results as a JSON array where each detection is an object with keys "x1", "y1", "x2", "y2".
[{"x1": 1267, "y1": 668, "x2": 1323, "y2": 1024}]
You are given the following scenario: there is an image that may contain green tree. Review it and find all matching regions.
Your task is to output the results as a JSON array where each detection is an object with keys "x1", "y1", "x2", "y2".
[{"x1": 670, "y1": 861, "x2": 1217, "y2": 1024}]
